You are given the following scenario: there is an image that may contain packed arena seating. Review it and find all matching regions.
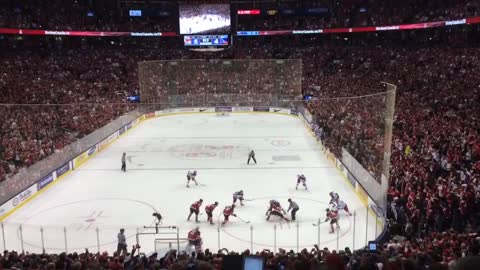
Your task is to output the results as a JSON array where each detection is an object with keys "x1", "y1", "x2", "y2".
[
  {"x1": 1, "y1": 232, "x2": 480, "y2": 270},
  {"x1": 0, "y1": 0, "x2": 176, "y2": 32},
  {"x1": 237, "y1": 0, "x2": 480, "y2": 31},
  {"x1": 1, "y1": 0, "x2": 479, "y2": 32},
  {"x1": 1, "y1": 1, "x2": 480, "y2": 269}
]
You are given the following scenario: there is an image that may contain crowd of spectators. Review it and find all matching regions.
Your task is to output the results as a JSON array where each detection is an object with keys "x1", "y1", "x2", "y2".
[
  {"x1": 0, "y1": 0, "x2": 175, "y2": 32},
  {"x1": 1, "y1": 0, "x2": 479, "y2": 33},
  {"x1": 238, "y1": 0, "x2": 480, "y2": 31},
  {"x1": 1, "y1": 233, "x2": 480, "y2": 270}
]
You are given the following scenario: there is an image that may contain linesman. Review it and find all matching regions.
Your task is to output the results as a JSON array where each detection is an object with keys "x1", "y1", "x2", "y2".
[{"x1": 247, "y1": 150, "x2": 257, "y2": 165}]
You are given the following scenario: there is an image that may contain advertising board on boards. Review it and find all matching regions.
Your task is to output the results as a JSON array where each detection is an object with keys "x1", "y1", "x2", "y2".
[
  {"x1": 145, "y1": 112, "x2": 155, "y2": 118},
  {"x1": 12, "y1": 184, "x2": 36, "y2": 207},
  {"x1": 269, "y1": 108, "x2": 291, "y2": 114},
  {"x1": 37, "y1": 173, "x2": 54, "y2": 191},
  {"x1": 215, "y1": 107, "x2": 232, "y2": 112},
  {"x1": 233, "y1": 107, "x2": 252, "y2": 112},
  {"x1": 253, "y1": 106, "x2": 269, "y2": 112},
  {"x1": 56, "y1": 162, "x2": 70, "y2": 178}
]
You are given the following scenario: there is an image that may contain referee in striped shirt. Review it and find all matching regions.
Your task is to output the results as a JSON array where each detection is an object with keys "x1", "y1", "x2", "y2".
[{"x1": 287, "y1": 199, "x2": 299, "y2": 221}]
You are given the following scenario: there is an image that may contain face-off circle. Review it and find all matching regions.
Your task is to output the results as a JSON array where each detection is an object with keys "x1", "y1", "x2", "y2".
[{"x1": 15, "y1": 198, "x2": 157, "y2": 251}]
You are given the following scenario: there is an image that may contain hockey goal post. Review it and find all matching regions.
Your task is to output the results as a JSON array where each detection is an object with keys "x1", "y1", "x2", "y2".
[{"x1": 216, "y1": 111, "x2": 230, "y2": 117}]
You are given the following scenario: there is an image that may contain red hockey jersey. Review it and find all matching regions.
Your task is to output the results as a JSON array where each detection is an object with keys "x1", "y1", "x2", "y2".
[
  {"x1": 191, "y1": 200, "x2": 202, "y2": 210},
  {"x1": 188, "y1": 229, "x2": 201, "y2": 241}
]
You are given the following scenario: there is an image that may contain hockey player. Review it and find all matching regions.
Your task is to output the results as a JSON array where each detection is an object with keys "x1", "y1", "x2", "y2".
[
  {"x1": 296, "y1": 174, "x2": 308, "y2": 190},
  {"x1": 325, "y1": 208, "x2": 340, "y2": 233},
  {"x1": 266, "y1": 203, "x2": 289, "y2": 222},
  {"x1": 186, "y1": 170, "x2": 198, "y2": 188},
  {"x1": 233, "y1": 190, "x2": 244, "y2": 206},
  {"x1": 222, "y1": 204, "x2": 237, "y2": 225},
  {"x1": 287, "y1": 199, "x2": 300, "y2": 221},
  {"x1": 247, "y1": 150, "x2": 257, "y2": 165},
  {"x1": 333, "y1": 200, "x2": 352, "y2": 216},
  {"x1": 329, "y1": 191, "x2": 340, "y2": 205},
  {"x1": 121, "y1": 152, "x2": 126, "y2": 172},
  {"x1": 205, "y1": 202, "x2": 219, "y2": 225},
  {"x1": 269, "y1": 199, "x2": 281, "y2": 208},
  {"x1": 187, "y1": 227, "x2": 202, "y2": 253},
  {"x1": 187, "y1": 199, "x2": 203, "y2": 222},
  {"x1": 152, "y1": 212, "x2": 162, "y2": 225}
]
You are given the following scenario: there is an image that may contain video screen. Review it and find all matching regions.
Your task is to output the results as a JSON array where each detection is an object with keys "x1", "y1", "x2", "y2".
[
  {"x1": 244, "y1": 256, "x2": 264, "y2": 270},
  {"x1": 179, "y1": 4, "x2": 231, "y2": 35}
]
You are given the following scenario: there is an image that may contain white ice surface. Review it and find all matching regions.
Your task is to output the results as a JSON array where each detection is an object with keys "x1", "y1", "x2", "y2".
[{"x1": 4, "y1": 113, "x2": 379, "y2": 254}]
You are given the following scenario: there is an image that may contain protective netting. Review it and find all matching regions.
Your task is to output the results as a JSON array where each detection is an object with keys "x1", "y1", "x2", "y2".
[
  {"x1": 305, "y1": 84, "x2": 396, "y2": 212},
  {"x1": 138, "y1": 59, "x2": 303, "y2": 109}
]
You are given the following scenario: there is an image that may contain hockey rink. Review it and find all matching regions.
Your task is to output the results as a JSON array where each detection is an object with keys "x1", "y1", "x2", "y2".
[{"x1": 3, "y1": 113, "x2": 379, "y2": 254}]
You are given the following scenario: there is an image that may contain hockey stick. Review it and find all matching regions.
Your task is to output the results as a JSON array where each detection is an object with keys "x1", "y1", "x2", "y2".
[
  {"x1": 235, "y1": 215, "x2": 250, "y2": 224},
  {"x1": 312, "y1": 221, "x2": 328, "y2": 226}
]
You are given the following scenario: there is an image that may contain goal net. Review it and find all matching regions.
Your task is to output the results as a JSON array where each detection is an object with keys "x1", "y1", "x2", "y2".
[
  {"x1": 154, "y1": 237, "x2": 189, "y2": 256},
  {"x1": 137, "y1": 59, "x2": 303, "y2": 110},
  {"x1": 216, "y1": 112, "x2": 230, "y2": 117}
]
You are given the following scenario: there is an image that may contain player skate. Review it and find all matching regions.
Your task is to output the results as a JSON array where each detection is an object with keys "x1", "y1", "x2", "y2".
[
  {"x1": 187, "y1": 199, "x2": 203, "y2": 223},
  {"x1": 296, "y1": 174, "x2": 308, "y2": 190},
  {"x1": 205, "y1": 202, "x2": 219, "y2": 225},
  {"x1": 325, "y1": 208, "x2": 340, "y2": 233},
  {"x1": 233, "y1": 190, "x2": 244, "y2": 206},
  {"x1": 186, "y1": 170, "x2": 198, "y2": 188}
]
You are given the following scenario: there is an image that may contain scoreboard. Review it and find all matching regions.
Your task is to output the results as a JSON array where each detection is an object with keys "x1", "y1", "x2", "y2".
[{"x1": 184, "y1": 35, "x2": 229, "y2": 47}]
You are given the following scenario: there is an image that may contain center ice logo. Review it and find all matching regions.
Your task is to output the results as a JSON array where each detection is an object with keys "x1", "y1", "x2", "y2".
[{"x1": 169, "y1": 144, "x2": 249, "y2": 160}]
